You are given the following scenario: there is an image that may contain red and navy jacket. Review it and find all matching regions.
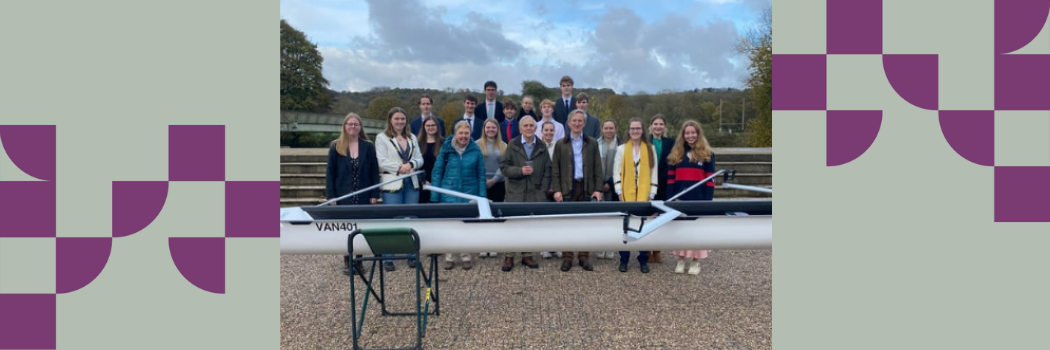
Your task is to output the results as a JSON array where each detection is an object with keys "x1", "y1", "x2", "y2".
[{"x1": 667, "y1": 148, "x2": 716, "y2": 201}]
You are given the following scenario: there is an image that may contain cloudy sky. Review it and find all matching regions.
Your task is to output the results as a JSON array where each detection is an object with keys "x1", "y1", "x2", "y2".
[{"x1": 280, "y1": 0, "x2": 770, "y2": 94}]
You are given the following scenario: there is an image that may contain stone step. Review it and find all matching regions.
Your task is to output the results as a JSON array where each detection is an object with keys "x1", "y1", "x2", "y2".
[
  {"x1": 281, "y1": 174, "x2": 326, "y2": 186},
  {"x1": 281, "y1": 163, "x2": 327, "y2": 174},
  {"x1": 723, "y1": 173, "x2": 772, "y2": 186},
  {"x1": 716, "y1": 162, "x2": 771, "y2": 174},
  {"x1": 281, "y1": 154, "x2": 327, "y2": 163},
  {"x1": 281, "y1": 198, "x2": 324, "y2": 208},
  {"x1": 282, "y1": 186, "x2": 326, "y2": 199}
]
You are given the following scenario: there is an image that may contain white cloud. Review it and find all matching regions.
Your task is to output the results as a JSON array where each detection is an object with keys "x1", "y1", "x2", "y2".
[{"x1": 291, "y1": 0, "x2": 755, "y2": 93}]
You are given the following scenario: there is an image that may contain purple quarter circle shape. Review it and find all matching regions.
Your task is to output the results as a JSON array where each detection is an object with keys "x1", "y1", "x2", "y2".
[
  {"x1": 112, "y1": 181, "x2": 169, "y2": 237},
  {"x1": 994, "y1": 0, "x2": 1050, "y2": 54},
  {"x1": 169, "y1": 125, "x2": 225, "y2": 181},
  {"x1": 994, "y1": 167, "x2": 1050, "y2": 222},
  {"x1": 0, "y1": 125, "x2": 56, "y2": 181},
  {"x1": 937, "y1": 111, "x2": 994, "y2": 166},
  {"x1": 772, "y1": 54, "x2": 826, "y2": 110},
  {"x1": 827, "y1": 0, "x2": 882, "y2": 54},
  {"x1": 56, "y1": 237, "x2": 113, "y2": 294},
  {"x1": 827, "y1": 110, "x2": 883, "y2": 166},
  {"x1": 169, "y1": 237, "x2": 225, "y2": 294},
  {"x1": 0, "y1": 294, "x2": 56, "y2": 349},
  {"x1": 883, "y1": 55, "x2": 939, "y2": 110}
]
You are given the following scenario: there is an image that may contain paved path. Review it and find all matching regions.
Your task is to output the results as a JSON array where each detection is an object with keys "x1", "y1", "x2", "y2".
[{"x1": 281, "y1": 250, "x2": 771, "y2": 349}]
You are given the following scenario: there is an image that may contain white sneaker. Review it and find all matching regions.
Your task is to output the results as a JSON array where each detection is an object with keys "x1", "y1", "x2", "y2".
[
  {"x1": 489, "y1": 252, "x2": 497, "y2": 257},
  {"x1": 688, "y1": 260, "x2": 701, "y2": 275},
  {"x1": 606, "y1": 251, "x2": 616, "y2": 259},
  {"x1": 595, "y1": 251, "x2": 606, "y2": 259},
  {"x1": 540, "y1": 252, "x2": 553, "y2": 259},
  {"x1": 555, "y1": 251, "x2": 563, "y2": 258},
  {"x1": 674, "y1": 259, "x2": 686, "y2": 274}
]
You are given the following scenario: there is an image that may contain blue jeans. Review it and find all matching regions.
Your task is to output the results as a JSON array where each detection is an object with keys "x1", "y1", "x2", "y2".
[
  {"x1": 381, "y1": 179, "x2": 420, "y2": 204},
  {"x1": 381, "y1": 179, "x2": 419, "y2": 265}
]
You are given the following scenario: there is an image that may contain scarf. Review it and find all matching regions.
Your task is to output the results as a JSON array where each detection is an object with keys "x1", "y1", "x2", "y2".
[{"x1": 620, "y1": 141, "x2": 651, "y2": 201}]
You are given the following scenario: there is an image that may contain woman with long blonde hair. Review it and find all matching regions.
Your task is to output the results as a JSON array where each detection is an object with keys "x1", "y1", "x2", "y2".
[
  {"x1": 667, "y1": 120, "x2": 715, "y2": 275},
  {"x1": 325, "y1": 113, "x2": 379, "y2": 275}
]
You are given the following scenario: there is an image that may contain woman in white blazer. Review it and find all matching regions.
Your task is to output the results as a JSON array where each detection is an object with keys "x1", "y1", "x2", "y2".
[
  {"x1": 374, "y1": 106, "x2": 425, "y2": 271},
  {"x1": 375, "y1": 107, "x2": 425, "y2": 205}
]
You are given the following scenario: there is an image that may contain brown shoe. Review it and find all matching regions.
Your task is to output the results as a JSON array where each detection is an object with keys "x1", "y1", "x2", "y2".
[
  {"x1": 521, "y1": 256, "x2": 538, "y2": 269},
  {"x1": 501, "y1": 257, "x2": 514, "y2": 272},
  {"x1": 443, "y1": 260, "x2": 455, "y2": 270},
  {"x1": 651, "y1": 251, "x2": 663, "y2": 263},
  {"x1": 462, "y1": 260, "x2": 473, "y2": 270}
]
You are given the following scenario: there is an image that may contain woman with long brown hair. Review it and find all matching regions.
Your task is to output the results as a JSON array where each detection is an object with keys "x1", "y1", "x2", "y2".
[{"x1": 416, "y1": 116, "x2": 444, "y2": 204}]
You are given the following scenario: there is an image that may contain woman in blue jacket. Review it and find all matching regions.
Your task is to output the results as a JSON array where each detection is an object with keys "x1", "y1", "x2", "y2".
[{"x1": 431, "y1": 120, "x2": 487, "y2": 269}]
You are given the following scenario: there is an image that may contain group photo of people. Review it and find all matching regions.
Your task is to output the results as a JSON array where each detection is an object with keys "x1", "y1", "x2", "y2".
[{"x1": 325, "y1": 76, "x2": 720, "y2": 276}]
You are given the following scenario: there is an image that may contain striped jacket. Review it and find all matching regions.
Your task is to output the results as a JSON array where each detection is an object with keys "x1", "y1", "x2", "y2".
[{"x1": 667, "y1": 149, "x2": 716, "y2": 201}]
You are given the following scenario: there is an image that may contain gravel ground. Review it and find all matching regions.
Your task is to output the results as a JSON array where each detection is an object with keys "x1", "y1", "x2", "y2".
[{"x1": 281, "y1": 250, "x2": 771, "y2": 350}]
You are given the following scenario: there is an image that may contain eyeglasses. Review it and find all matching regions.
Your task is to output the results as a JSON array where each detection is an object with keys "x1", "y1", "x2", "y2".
[{"x1": 345, "y1": 123, "x2": 361, "y2": 127}]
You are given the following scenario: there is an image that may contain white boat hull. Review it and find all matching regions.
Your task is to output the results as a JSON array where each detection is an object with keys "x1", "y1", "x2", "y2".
[{"x1": 280, "y1": 215, "x2": 772, "y2": 255}]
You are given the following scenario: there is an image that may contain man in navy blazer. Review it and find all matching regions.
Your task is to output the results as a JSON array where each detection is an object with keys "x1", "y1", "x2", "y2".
[
  {"x1": 473, "y1": 80, "x2": 505, "y2": 124},
  {"x1": 410, "y1": 94, "x2": 446, "y2": 137},
  {"x1": 457, "y1": 94, "x2": 484, "y2": 140},
  {"x1": 553, "y1": 75, "x2": 576, "y2": 126}
]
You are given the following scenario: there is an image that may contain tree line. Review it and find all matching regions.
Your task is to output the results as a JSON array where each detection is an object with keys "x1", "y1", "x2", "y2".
[{"x1": 280, "y1": 11, "x2": 772, "y2": 148}]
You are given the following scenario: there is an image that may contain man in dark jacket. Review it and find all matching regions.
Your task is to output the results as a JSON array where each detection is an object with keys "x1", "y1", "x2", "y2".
[
  {"x1": 550, "y1": 110, "x2": 603, "y2": 272},
  {"x1": 498, "y1": 116, "x2": 550, "y2": 271}
]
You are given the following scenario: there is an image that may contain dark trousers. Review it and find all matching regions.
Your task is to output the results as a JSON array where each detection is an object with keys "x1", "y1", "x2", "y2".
[
  {"x1": 619, "y1": 251, "x2": 650, "y2": 264},
  {"x1": 563, "y1": 179, "x2": 590, "y2": 262}
]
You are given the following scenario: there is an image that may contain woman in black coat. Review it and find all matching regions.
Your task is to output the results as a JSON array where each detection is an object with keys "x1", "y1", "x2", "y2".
[
  {"x1": 325, "y1": 113, "x2": 380, "y2": 275},
  {"x1": 326, "y1": 113, "x2": 380, "y2": 205}
]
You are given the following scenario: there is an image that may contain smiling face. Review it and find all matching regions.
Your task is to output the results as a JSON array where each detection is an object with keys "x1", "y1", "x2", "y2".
[
  {"x1": 390, "y1": 112, "x2": 407, "y2": 134},
  {"x1": 424, "y1": 119, "x2": 438, "y2": 137},
  {"x1": 650, "y1": 118, "x2": 666, "y2": 138},
  {"x1": 344, "y1": 116, "x2": 361, "y2": 137},
  {"x1": 602, "y1": 121, "x2": 616, "y2": 140},
  {"x1": 483, "y1": 120, "x2": 498, "y2": 139},
  {"x1": 522, "y1": 97, "x2": 534, "y2": 112},
  {"x1": 568, "y1": 112, "x2": 585, "y2": 135},
  {"x1": 628, "y1": 121, "x2": 644, "y2": 141},
  {"x1": 684, "y1": 125, "x2": 698, "y2": 146},
  {"x1": 541, "y1": 122, "x2": 555, "y2": 142},
  {"x1": 520, "y1": 118, "x2": 536, "y2": 140},
  {"x1": 503, "y1": 106, "x2": 516, "y2": 120},
  {"x1": 455, "y1": 125, "x2": 471, "y2": 146},
  {"x1": 463, "y1": 99, "x2": 476, "y2": 116}
]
